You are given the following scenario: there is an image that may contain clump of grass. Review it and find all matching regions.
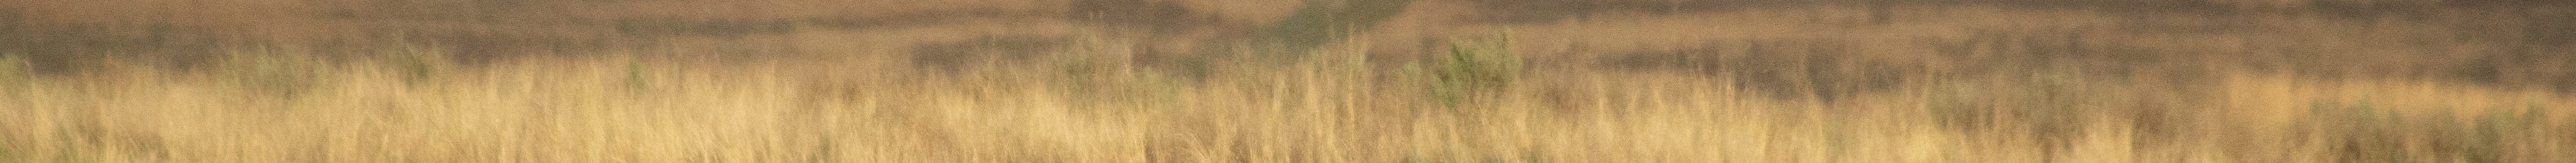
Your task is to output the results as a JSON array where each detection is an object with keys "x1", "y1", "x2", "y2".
[
  {"x1": 384, "y1": 43, "x2": 449, "y2": 86},
  {"x1": 2328, "y1": 100, "x2": 2408, "y2": 163},
  {"x1": 219, "y1": 45, "x2": 324, "y2": 100},
  {"x1": 625, "y1": 58, "x2": 647, "y2": 91},
  {"x1": 2460, "y1": 104, "x2": 2544, "y2": 163},
  {"x1": 1430, "y1": 37, "x2": 1521, "y2": 108}
]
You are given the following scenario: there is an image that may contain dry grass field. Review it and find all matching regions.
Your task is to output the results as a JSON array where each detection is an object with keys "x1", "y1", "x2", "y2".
[{"x1": 3, "y1": 0, "x2": 2574, "y2": 163}]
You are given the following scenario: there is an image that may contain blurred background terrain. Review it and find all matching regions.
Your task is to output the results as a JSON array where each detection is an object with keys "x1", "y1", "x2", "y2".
[{"x1": 1, "y1": 0, "x2": 2573, "y2": 162}]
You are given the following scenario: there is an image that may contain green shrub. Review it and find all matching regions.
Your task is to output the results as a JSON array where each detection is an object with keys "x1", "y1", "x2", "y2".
[{"x1": 1431, "y1": 39, "x2": 1520, "y2": 108}]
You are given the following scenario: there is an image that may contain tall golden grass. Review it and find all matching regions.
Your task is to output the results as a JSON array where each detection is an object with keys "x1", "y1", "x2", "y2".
[
  {"x1": 3, "y1": 1, "x2": 2574, "y2": 163},
  {"x1": 2, "y1": 30, "x2": 2568, "y2": 163}
]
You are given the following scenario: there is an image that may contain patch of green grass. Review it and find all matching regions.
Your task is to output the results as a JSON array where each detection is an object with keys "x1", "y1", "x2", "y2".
[
  {"x1": 1, "y1": 53, "x2": 25, "y2": 89},
  {"x1": 1926, "y1": 83, "x2": 1986, "y2": 131},
  {"x1": 2453, "y1": 104, "x2": 2546, "y2": 163},
  {"x1": 0, "y1": 133, "x2": 13, "y2": 162},
  {"x1": 2327, "y1": 100, "x2": 2414, "y2": 163},
  {"x1": 1429, "y1": 38, "x2": 1519, "y2": 108},
  {"x1": 625, "y1": 58, "x2": 648, "y2": 91},
  {"x1": 384, "y1": 44, "x2": 447, "y2": 86},
  {"x1": 52, "y1": 150, "x2": 92, "y2": 163},
  {"x1": 221, "y1": 45, "x2": 324, "y2": 100}
]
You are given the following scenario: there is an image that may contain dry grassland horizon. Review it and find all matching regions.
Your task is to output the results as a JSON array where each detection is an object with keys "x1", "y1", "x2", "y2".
[{"x1": 3, "y1": 0, "x2": 2574, "y2": 163}]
